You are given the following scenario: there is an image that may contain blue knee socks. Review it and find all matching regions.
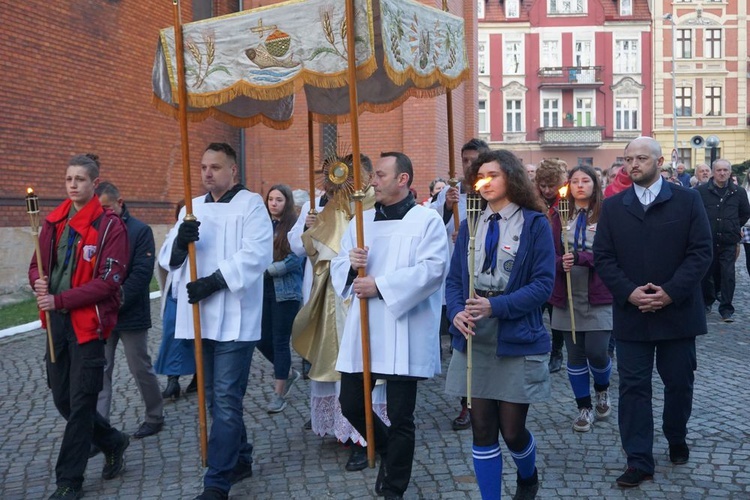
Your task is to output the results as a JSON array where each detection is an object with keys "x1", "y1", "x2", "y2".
[
  {"x1": 473, "y1": 443, "x2": 502, "y2": 500},
  {"x1": 567, "y1": 363, "x2": 590, "y2": 399},
  {"x1": 509, "y1": 432, "x2": 536, "y2": 480},
  {"x1": 590, "y1": 358, "x2": 612, "y2": 388}
]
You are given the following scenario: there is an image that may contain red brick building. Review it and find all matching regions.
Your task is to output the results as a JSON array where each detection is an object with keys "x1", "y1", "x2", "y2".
[
  {"x1": 477, "y1": 0, "x2": 652, "y2": 168},
  {"x1": 0, "y1": 0, "x2": 478, "y2": 229}
]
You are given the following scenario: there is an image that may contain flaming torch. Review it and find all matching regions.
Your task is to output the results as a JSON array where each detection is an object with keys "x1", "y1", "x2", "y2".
[
  {"x1": 26, "y1": 187, "x2": 55, "y2": 363},
  {"x1": 557, "y1": 184, "x2": 576, "y2": 344},
  {"x1": 464, "y1": 178, "x2": 490, "y2": 408}
]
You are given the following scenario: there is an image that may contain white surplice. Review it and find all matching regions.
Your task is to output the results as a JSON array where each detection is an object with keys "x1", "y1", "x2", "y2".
[
  {"x1": 331, "y1": 205, "x2": 449, "y2": 378},
  {"x1": 158, "y1": 190, "x2": 273, "y2": 342},
  {"x1": 287, "y1": 197, "x2": 325, "y2": 305}
]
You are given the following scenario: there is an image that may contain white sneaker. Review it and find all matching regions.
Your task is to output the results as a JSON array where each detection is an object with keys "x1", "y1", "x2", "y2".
[
  {"x1": 267, "y1": 394, "x2": 287, "y2": 414},
  {"x1": 595, "y1": 390, "x2": 611, "y2": 419},
  {"x1": 573, "y1": 407, "x2": 595, "y2": 432}
]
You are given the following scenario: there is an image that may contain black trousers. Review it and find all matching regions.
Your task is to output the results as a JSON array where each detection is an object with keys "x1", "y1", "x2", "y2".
[
  {"x1": 47, "y1": 312, "x2": 123, "y2": 489},
  {"x1": 616, "y1": 337, "x2": 696, "y2": 474},
  {"x1": 701, "y1": 243, "x2": 737, "y2": 316},
  {"x1": 339, "y1": 372, "x2": 418, "y2": 497}
]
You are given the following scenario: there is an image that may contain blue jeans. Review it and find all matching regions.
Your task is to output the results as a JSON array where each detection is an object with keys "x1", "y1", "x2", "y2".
[
  {"x1": 258, "y1": 284, "x2": 299, "y2": 380},
  {"x1": 202, "y1": 339, "x2": 256, "y2": 492}
]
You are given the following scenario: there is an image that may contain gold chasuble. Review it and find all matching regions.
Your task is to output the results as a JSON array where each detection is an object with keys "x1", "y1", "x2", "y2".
[{"x1": 292, "y1": 187, "x2": 375, "y2": 382}]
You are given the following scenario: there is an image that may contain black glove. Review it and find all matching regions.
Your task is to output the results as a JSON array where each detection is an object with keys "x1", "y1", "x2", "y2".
[
  {"x1": 176, "y1": 220, "x2": 200, "y2": 251},
  {"x1": 186, "y1": 270, "x2": 227, "y2": 304}
]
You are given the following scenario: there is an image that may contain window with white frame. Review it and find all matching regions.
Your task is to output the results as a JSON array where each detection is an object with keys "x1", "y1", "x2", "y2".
[
  {"x1": 676, "y1": 87, "x2": 692, "y2": 116},
  {"x1": 620, "y1": 0, "x2": 632, "y2": 16},
  {"x1": 506, "y1": 0, "x2": 520, "y2": 18},
  {"x1": 705, "y1": 29, "x2": 721, "y2": 59},
  {"x1": 541, "y1": 39, "x2": 561, "y2": 69},
  {"x1": 505, "y1": 99, "x2": 523, "y2": 132},
  {"x1": 504, "y1": 40, "x2": 523, "y2": 75},
  {"x1": 615, "y1": 39, "x2": 639, "y2": 73},
  {"x1": 548, "y1": 0, "x2": 585, "y2": 15},
  {"x1": 478, "y1": 99, "x2": 488, "y2": 133},
  {"x1": 478, "y1": 40, "x2": 488, "y2": 75},
  {"x1": 574, "y1": 39, "x2": 592, "y2": 67},
  {"x1": 677, "y1": 148, "x2": 691, "y2": 167},
  {"x1": 676, "y1": 29, "x2": 692, "y2": 59},
  {"x1": 575, "y1": 95, "x2": 593, "y2": 126},
  {"x1": 615, "y1": 97, "x2": 639, "y2": 130},
  {"x1": 542, "y1": 97, "x2": 560, "y2": 127},
  {"x1": 704, "y1": 86, "x2": 721, "y2": 116},
  {"x1": 477, "y1": 0, "x2": 485, "y2": 19}
]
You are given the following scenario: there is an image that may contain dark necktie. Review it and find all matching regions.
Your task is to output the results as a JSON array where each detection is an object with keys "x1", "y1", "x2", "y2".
[{"x1": 482, "y1": 213, "x2": 500, "y2": 273}]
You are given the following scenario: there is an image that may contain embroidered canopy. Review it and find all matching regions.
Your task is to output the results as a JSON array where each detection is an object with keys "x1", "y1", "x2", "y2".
[{"x1": 152, "y1": 0, "x2": 469, "y2": 128}]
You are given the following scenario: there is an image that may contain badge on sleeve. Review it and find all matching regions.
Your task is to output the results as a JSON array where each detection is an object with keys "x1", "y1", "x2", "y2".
[{"x1": 82, "y1": 245, "x2": 97, "y2": 262}]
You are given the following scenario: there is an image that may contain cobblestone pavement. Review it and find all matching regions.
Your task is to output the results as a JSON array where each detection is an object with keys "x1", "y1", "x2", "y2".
[{"x1": 2, "y1": 269, "x2": 750, "y2": 500}]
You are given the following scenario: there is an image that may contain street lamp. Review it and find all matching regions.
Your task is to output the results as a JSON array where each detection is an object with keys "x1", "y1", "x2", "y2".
[
  {"x1": 664, "y1": 13, "x2": 678, "y2": 156},
  {"x1": 706, "y1": 135, "x2": 720, "y2": 167}
]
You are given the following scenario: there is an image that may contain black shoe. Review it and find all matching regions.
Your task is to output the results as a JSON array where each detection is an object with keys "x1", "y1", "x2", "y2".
[
  {"x1": 88, "y1": 444, "x2": 101, "y2": 458},
  {"x1": 48, "y1": 486, "x2": 83, "y2": 499},
  {"x1": 513, "y1": 468, "x2": 539, "y2": 500},
  {"x1": 720, "y1": 313, "x2": 734, "y2": 323},
  {"x1": 345, "y1": 445, "x2": 368, "y2": 471},
  {"x1": 384, "y1": 496, "x2": 403, "y2": 500},
  {"x1": 133, "y1": 421, "x2": 164, "y2": 439},
  {"x1": 101, "y1": 434, "x2": 130, "y2": 480},
  {"x1": 451, "y1": 406, "x2": 471, "y2": 430},
  {"x1": 228, "y1": 461, "x2": 253, "y2": 485},
  {"x1": 548, "y1": 351, "x2": 563, "y2": 373},
  {"x1": 162, "y1": 376, "x2": 181, "y2": 400},
  {"x1": 193, "y1": 487, "x2": 228, "y2": 500},
  {"x1": 303, "y1": 419, "x2": 312, "y2": 431},
  {"x1": 375, "y1": 458, "x2": 387, "y2": 496},
  {"x1": 669, "y1": 442, "x2": 690, "y2": 464},
  {"x1": 616, "y1": 466, "x2": 653, "y2": 488},
  {"x1": 185, "y1": 375, "x2": 198, "y2": 394}
]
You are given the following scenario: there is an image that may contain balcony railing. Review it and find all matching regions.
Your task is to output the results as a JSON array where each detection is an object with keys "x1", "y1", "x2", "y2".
[
  {"x1": 538, "y1": 126, "x2": 604, "y2": 148},
  {"x1": 537, "y1": 66, "x2": 603, "y2": 87}
]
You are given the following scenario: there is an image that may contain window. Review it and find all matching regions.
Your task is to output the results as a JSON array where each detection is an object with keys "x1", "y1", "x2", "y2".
[
  {"x1": 478, "y1": 100, "x2": 488, "y2": 133},
  {"x1": 575, "y1": 97, "x2": 593, "y2": 126},
  {"x1": 478, "y1": 0, "x2": 485, "y2": 19},
  {"x1": 506, "y1": 99, "x2": 523, "y2": 132},
  {"x1": 577, "y1": 157, "x2": 593, "y2": 167},
  {"x1": 548, "y1": 0, "x2": 585, "y2": 15},
  {"x1": 676, "y1": 29, "x2": 692, "y2": 59},
  {"x1": 705, "y1": 86, "x2": 721, "y2": 116},
  {"x1": 676, "y1": 87, "x2": 692, "y2": 116},
  {"x1": 504, "y1": 41, "x2": 522, "y2": 75},
  {"x1": 615, "y1": 39, "x2": 639, "y2": 73},
  {"x1": 705, "y1": 148, "x2": 721, "y2": 165},
  {"x1": 677, "y1": 148, "x2": 692, "y2": 168},
  {"x1": 615, "y1": 98, "x2": 639, "y2": 130},
  {"x1": 574, "y1": 40, "x2": 592, "y2": 67},
  {"x1": 192, "y1": 0, "x2": 213, "y2": 21},
  {"x1": 506, "y1": 0, "x2": 520, "y2": 18},
  {"x1": 705, "y1": 29, "x2": 721, "y2": 59},
  {"x1": 542, "y1": 98, "x2": 560, "y2": 127},
  {"x1": 620, "y1": 0, "x2": 632, "y2": 16},
  {"x1": 478, "y1": 40, "x2": 488, "y2": 75},
  {"x1": 541, "y1": 40, "x2": 561, "y2": 69}
]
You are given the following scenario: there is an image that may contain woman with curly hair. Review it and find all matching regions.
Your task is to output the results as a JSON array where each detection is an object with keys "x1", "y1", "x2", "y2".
[{"x1": 445, "y1": 149, "x2": 555, "y2": 499}]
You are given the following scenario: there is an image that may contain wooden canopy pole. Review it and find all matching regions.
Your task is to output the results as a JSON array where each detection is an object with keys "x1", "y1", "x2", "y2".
[
  {"x1": 307, "y1": 112, "x2": 318, "y2": 215},
  {"x1": 345, "y1": 0, "x2": 376, "y2": 469},
  {"x1": 443, "y1": 0, "x2": 459, "y2": 233},
  {"x1": 172, "y1": 0, "x2": 208, "y2": 467}
]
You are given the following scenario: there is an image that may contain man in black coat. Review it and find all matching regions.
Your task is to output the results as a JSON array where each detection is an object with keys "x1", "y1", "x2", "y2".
[
  {"x1": 95, "y1": 182, "x2": 165, "y2": 439},
  {"x1": 695, "y1": 159, "x2": 750, "y2": 322},
  {"x1": 593, "y1": 137, "x2": 712, "y2": 488}
]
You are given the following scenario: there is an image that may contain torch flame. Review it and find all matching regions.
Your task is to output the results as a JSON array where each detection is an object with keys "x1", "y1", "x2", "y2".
[
  {"x1": 474, "y1": 178, "x2": 491, "y2": 191},
  {"x1": 27, "y1": 187, "x2": 34, "y2": 195},
  {"x1": 558, "y1": 184, "x2": 568, "y2": 197}
]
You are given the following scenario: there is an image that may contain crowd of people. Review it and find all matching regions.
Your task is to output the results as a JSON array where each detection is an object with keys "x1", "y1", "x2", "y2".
[{"x1": 29, "y1": 137, "x2": 749, "y2": 500}]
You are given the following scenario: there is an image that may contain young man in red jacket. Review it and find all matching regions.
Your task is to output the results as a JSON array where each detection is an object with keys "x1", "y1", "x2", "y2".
[{"x1": 29, "y1": 154, "x2": 131, "y2": 500}]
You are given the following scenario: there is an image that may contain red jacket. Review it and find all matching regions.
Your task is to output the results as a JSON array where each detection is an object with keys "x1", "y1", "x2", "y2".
[{"x1": 28, "y1": 196, "x2": 129, "y2": 344}]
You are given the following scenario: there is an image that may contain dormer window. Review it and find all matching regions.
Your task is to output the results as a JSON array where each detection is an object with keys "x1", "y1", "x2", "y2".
[{"x1": 620, "y1": 0, "x2": 632, "y2": 16}]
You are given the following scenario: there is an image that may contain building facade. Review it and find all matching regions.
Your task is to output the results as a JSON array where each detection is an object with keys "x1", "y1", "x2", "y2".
[
  {"x1": 654, "y1": 0, "x2": 750, "y2": 169},
  {"x1": 478, "y1": 0, "x2": 653, "y2": 168}
]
